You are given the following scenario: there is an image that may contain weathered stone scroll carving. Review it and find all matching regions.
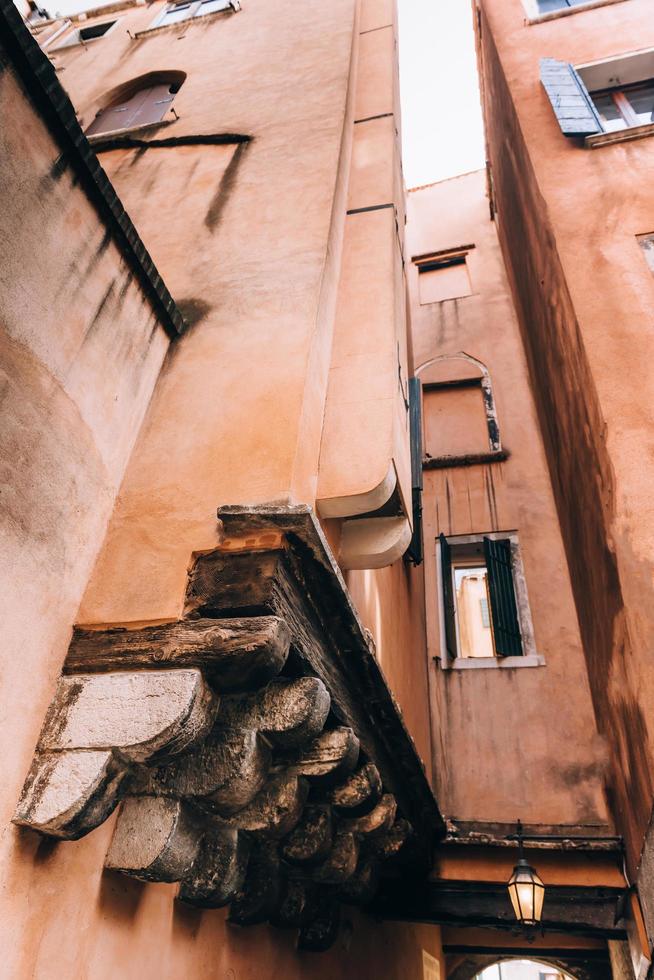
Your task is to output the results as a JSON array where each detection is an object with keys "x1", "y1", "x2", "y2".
[{"x1": 14, "y1": 507, "x2": 441, "y2": 951}]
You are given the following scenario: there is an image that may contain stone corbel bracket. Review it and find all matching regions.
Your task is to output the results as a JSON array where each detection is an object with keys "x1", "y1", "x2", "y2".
[{"x1": 14, "y1": 505, "x2": 444, "y2": 951}]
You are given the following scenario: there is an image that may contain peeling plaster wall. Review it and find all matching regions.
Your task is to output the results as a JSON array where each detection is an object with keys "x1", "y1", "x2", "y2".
[
  {"x1": 407, "y1": 171, "x2": 609, "y2": 828},
  {"x1": 477, "y1": 0, "x2": 654, "y2": 877}
]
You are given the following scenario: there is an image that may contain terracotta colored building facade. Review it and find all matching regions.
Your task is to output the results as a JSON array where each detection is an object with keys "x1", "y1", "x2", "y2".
[{"x1": 1, "y1": 0, "x2": 654, "y2": 975}]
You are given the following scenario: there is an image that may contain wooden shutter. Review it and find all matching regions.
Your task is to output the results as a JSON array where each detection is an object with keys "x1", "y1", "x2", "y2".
[
  {"x1": 540, "y1": 58, "x2": 603, "y2": 137},
  {"x1": 131, "y1": 84, "x2": 176, "y2": 128},
  {"x1": 483, "y1": 537, "x2": 523, "y2": 657},
  {"x1": 439, "y1": 534, "x2": 457, "y2": 661},
  {"x1": 406, "y1": 378, "x2": 423, "y2": 565},
  {"x1": 86, "y1": 84, "x2": 175, "y2": 136}
]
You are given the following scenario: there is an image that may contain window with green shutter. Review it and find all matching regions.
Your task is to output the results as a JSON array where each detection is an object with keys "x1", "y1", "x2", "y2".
[{"x1": 438, "y1": 534, "x2": 528, "y2": 663}]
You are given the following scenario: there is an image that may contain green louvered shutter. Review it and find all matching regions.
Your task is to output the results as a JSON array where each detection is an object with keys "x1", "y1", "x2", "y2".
[
  {"x1": 483, "y1": 537, "x2": 523, "y2": 657},
  {"x1": 439, "y1": 534, "x2": 457, "y2": 661},
  {"x1": 540, "y1": 58, "x2": 603, "y2": 138}
]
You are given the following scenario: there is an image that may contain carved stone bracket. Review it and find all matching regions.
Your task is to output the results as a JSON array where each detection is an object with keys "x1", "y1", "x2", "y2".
[{"x1": 14, "y1": 505, "x2": 443, "y2": 951}]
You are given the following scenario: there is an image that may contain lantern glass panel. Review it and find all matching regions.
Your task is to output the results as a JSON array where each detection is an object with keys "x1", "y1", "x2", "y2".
[{"x1": 508, "y1": 863, "x2": 545, "y2": 925}]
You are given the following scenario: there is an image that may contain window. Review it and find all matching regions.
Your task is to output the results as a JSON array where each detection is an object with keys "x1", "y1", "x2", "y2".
[
  {"x1": 153, "y1": 0, "x2": 237, "y2": 28},
  {"x1": 418, "y1": 353, "x2": 502, "y2": 465},
  {"x1": 86, "y1": 74, "x2": 185, "y2": 137},
  {"x1": 438, "y1": 533, "x2": 539, "y2": 666},
  {"x1": 637, "y1": 233, "x2": 654, "y2": 274},
  {"x1": 414, "y1": 248, "x2": 473, "y2": 304},
  {"x1": 542, "y1": 49, "x2": 654, "y2": 142},
  {"x1": 535, "y1": 0, "x2": 591, "y2": 10},
  {"x1": 53, "y1": 20, "x2": 117, "y2": 48},
  {"x1": 591, "y1": 80, "x2": 654, "y2": 132}
]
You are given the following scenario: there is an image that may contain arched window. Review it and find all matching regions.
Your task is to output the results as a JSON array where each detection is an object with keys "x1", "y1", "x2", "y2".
[
  {"x1": 416, "y1": 352, "x2": 501, "y2": 463},
  {"x1": 85, "y1": 72, "x2": 186, "y2": 137}
]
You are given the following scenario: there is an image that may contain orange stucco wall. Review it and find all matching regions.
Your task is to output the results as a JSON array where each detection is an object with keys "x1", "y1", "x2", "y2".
[
  {"x1": 408, "y1": 170, "x2": 609, "y2": 829},
  {"x1": 476, "y1": 0, "x2": 654, "y2": 876},
  {"x1": 58, "y1": 0, "x2": 432, "y2": 797},
  {"x1": 0, "y1": 3, "x2": 442, "y2": 976}
]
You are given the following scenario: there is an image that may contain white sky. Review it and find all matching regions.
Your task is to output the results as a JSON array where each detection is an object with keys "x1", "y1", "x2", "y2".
[{"x1": 398, "y1": 0, "x2": 485, "y2": 188}]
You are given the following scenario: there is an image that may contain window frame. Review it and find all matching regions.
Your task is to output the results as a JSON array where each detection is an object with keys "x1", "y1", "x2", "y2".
[
  {"x1": 524, "y1": 0, "x2": 627, "y2": 23},
  {"x1": 589, "y1": 79, "x2": 654, "y2": 132},
  {"x1": 150, "y1": 0, "x2": 238, "y2": 30},
  {"x1": 436, "y1": 532, "x2": 543, "y2": 671},
  {"x1": 85, "y1": 77, "x2": 184, "y2": 140},
  {"x1": 413, "y1": 246, "x2": 474, "y2": 305},
  {"x1": 50, "y1": 18, "x2": 119, "y2": 50}
]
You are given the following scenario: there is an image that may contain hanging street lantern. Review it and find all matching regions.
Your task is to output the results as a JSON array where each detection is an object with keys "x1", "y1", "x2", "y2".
[{"x1": 507, "y1": 821, "x2": 545, "y2": 930}]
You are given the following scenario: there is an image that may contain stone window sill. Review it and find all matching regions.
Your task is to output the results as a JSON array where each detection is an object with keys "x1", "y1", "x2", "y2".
[
  {"x1": 585, "y1": 122, "x2": 654, "y2": 148},
  {"x1": 443, "y1": 654, "x2": 546, "y2": 670},
  {"x1": 423, "y1": 449, "x2": 508, "y2": 470},
  {"x1": 526, "y1": 0, "x2": 627, "y2": 25}
]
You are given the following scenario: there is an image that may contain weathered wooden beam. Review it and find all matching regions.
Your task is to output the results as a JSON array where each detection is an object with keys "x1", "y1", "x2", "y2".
[
  {"x1": 66, "y1": 617, "x2": 290, "y2": 691},
  {"x1": 371, "y1": 880, "x2": 629, "y2": 938}
]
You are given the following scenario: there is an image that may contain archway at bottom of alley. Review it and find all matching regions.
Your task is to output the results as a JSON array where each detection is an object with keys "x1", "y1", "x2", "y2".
[
  {"x1": 475, "y1": 961, "x2": 577, "y2": 980},
  {"x1": 447, "y1": 952, "x2": 613, "y2": 980}
]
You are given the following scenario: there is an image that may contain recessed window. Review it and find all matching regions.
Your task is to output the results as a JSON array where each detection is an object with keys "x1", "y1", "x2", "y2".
[
  {"x1": 591, "y1": 80, "x2": 654, "y2": 132},
  {"x1": 542, "y1": 49, "x2": 654, "y2": 142},
  {"x1": 535, "y1": 0, "x2": 591, "y2": 10},
  {"x1": 414, "y1": 248, "x2": 473, "y2": 304},
  {"x1": 53, "y1": 20, "x2": 116, "y2": 48},
  {"x1": 86, "y1": 74, "x2": 185, "y2": 137},
  {"x1": 438, "y1": 533, "x2": 539, "y2": 666},
  {"x1": 153, "y1": 0, "x2": 237, "y2": 28}
]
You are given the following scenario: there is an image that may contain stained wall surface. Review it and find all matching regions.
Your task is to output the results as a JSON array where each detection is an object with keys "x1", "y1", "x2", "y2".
[
  {"x1": 407, "y1": 171, "x2": 609, "y2": 828},
  {"x1": 0, "y1": 2, "x2": 442, "y2": 975},
  {"x1": 0, "y1": 46, "x2": 172, "y2": 976},
  {"x1": 476, "y1": 0, "x2": 654, "y2": 877}
]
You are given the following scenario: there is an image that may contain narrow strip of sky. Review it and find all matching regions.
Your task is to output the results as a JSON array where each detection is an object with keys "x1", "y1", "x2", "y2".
[{"x1": 398, "y1": 0, "x2": 485, "y2": 188}]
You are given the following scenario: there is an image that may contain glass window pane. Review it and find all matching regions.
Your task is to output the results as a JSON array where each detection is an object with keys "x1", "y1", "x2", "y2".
[
  {"x1": 160, "y1": 4, "x2": 193, "y2": 24},
  {"x1": 196, "y1": 0, "x2": 230, "y2": 14},
  {"x1": 536, "y1": 0, "x2": 569, "y2": 12},
  {"x1": 591, "y1": 93, "x2": 626, "y2": 132},
  {"x1": 625, "y1": 81, "x2": 654, "y2": 125},
  {"x1": 454, "y1": 566, "x2": 495, "y2": 659}
]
